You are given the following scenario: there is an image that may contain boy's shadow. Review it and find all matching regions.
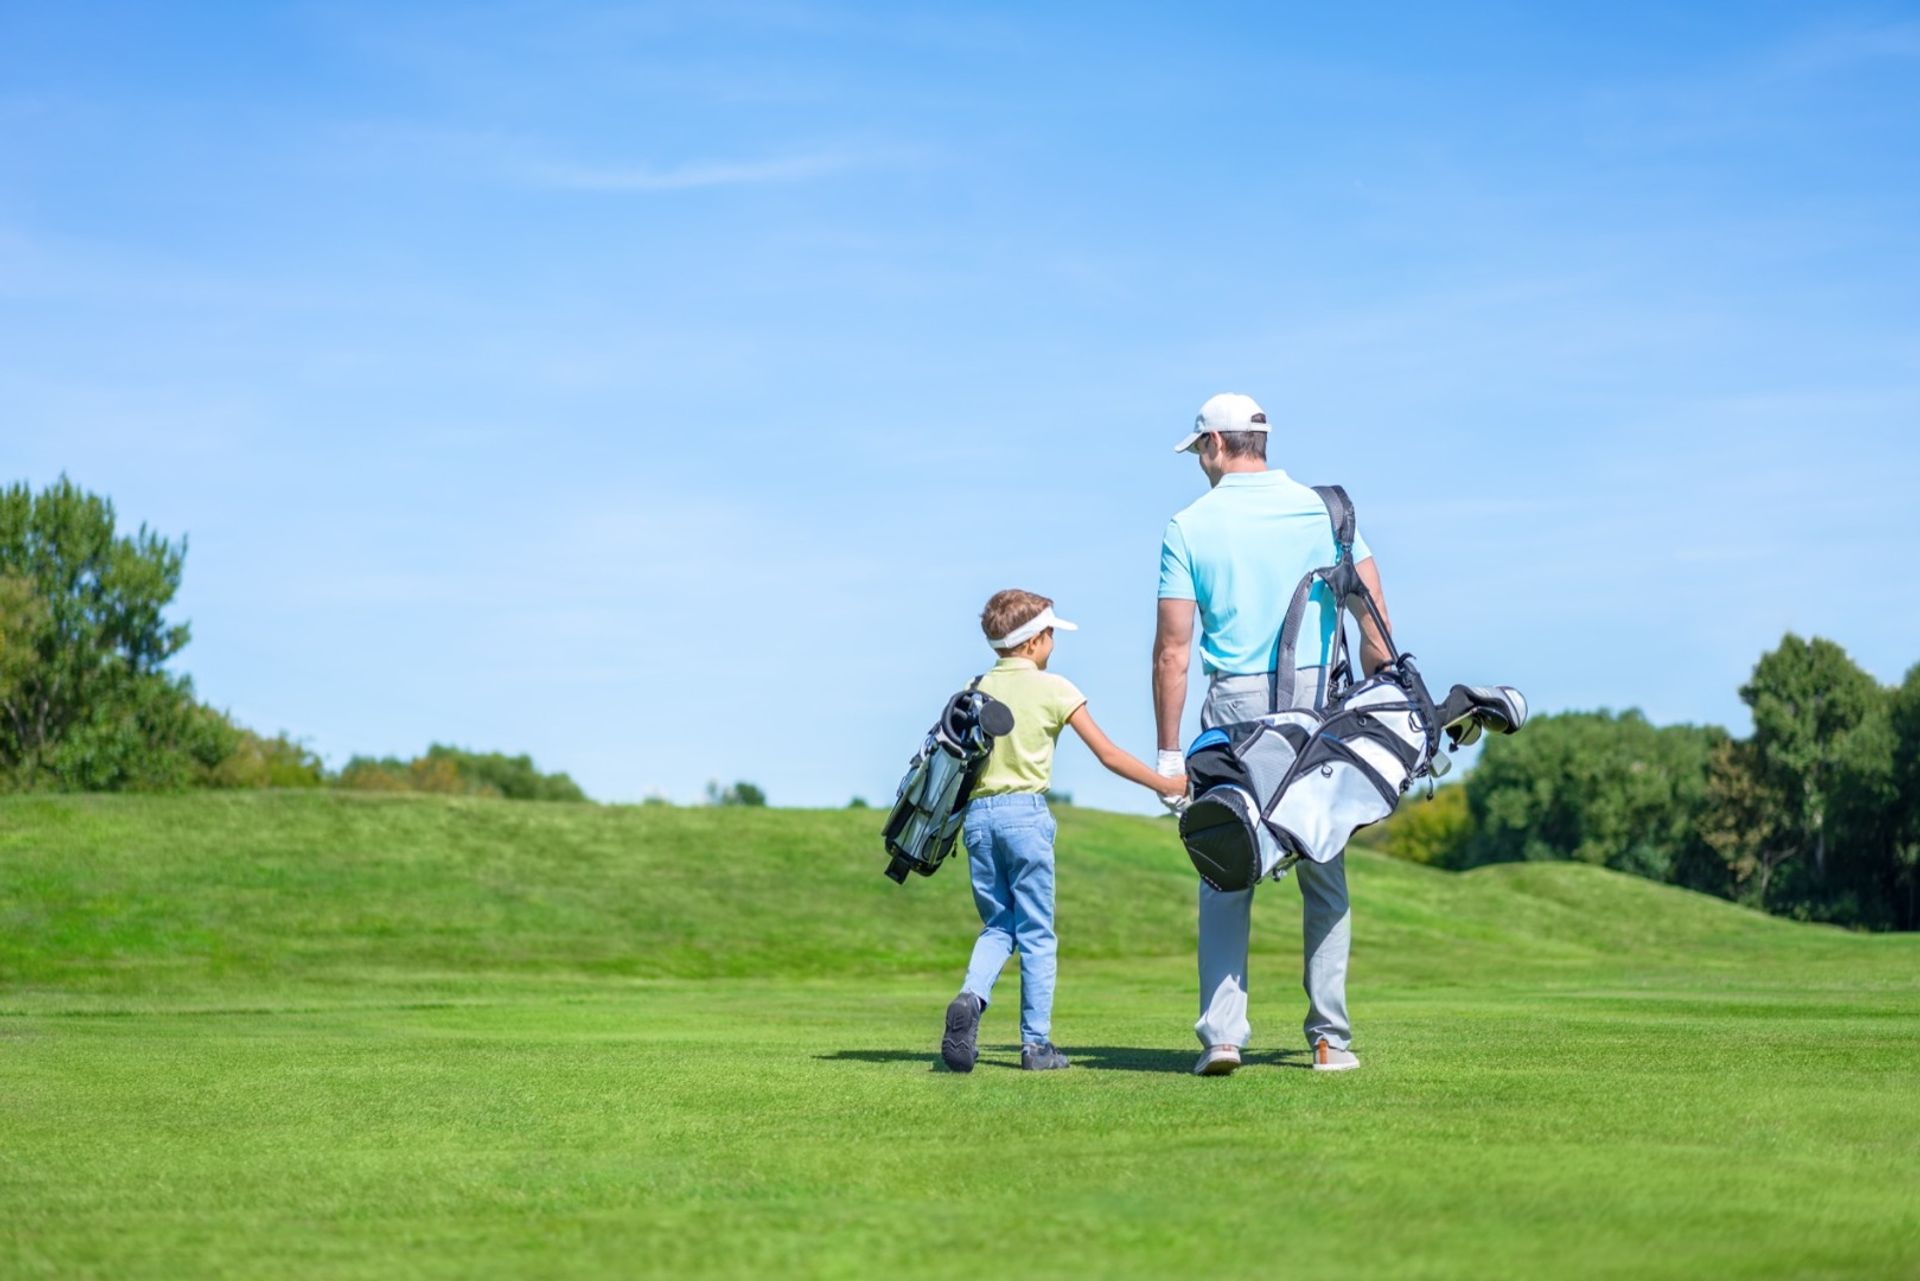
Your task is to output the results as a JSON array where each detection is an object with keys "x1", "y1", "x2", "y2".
[
  {"x1": 816, "y1": 1045, "x2": 1311, "y2": 1073},
  {"x1": 817, "y1": 1046, "x2": 1025, "y2": 1072}
]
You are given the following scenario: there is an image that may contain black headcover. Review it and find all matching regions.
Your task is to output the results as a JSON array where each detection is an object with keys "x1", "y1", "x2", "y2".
[{"x1": 977, "y1": 696, "x2": 1016, "y2": 739}]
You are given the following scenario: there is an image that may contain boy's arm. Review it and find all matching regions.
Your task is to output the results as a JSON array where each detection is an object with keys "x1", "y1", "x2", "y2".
[{"x1": 1066, "y1": 705, "x2": 1186, "y2": 796}]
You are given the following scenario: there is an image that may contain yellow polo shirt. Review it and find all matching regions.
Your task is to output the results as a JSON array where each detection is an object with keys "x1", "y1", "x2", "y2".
[{"x1": 971, "y1": 657, "x2": 1087, "y2": 797}]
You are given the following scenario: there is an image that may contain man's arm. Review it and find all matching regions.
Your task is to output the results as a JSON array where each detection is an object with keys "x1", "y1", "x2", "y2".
[
  {"x1": 1153, "y1": 598, "x2": 1195, "y2": 752},
  {"x1": 1355, "y1": 557, "x2": 1394, "y2": 675}
]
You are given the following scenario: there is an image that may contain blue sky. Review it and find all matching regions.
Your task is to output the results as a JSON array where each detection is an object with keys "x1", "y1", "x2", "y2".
[{"x1": 5, "y1": 3, "x2": 1918, "y2": 811}]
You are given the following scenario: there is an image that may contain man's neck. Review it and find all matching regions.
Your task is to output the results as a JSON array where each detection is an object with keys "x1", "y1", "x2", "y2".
[{"x1": 1210, "y1": 458, "x2": 1267, "y2": 486}]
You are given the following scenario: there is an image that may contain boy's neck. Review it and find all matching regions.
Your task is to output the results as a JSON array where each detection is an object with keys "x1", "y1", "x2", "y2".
[{"x1": 996, "y1": 647, "x2": 1047, "y2": 670}]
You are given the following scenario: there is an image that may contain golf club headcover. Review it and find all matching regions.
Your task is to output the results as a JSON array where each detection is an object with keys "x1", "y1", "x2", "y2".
[
  {"x1": 1438, "y1": 685, "x2": 1529, "y2": 750},
  {"x1": 976, "y1": 695, "x2": 1016, "y2": 739}
]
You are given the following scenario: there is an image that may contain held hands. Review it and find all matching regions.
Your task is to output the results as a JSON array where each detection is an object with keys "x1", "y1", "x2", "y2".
[{"x1": 1155, "y1": 749, "x2": 1191, "y2": 813}]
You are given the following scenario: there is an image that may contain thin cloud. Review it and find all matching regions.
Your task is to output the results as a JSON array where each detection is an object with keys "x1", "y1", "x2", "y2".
[
  {"x1": 1779, "y1": 20, "x2": 1920, "y2": 75},
  {"x1": 521, "y1": 150, "x2": 859, "y2": 192},
  {"x1": 322, "y1": 120, "x2": 904, "y2": 194}
]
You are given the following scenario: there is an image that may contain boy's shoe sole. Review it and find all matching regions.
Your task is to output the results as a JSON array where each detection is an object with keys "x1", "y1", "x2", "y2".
[{"x1": 941, "y1": 994, "x2": 981, "y2": 1073}]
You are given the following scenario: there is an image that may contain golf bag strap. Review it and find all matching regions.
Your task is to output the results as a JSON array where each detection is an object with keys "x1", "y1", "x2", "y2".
[
  {"x1": 1312, "y1": 485, "x2": 1356, "y2": 557},
  {"x1": 1270, "y1": 485, "x2": 1401, "y2": 711},
  {"x1": 1269, "y1": 570, "x2": 1323, "y2": 712}
]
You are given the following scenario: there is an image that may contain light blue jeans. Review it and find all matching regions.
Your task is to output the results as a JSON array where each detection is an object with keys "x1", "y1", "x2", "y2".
[{"x1": 959, "y1": 792, "x2": 1058, "y2": 1045}]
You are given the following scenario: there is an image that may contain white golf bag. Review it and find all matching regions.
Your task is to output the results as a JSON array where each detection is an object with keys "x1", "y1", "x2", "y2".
[{"x1": 1177, "y1": 486, "x2": 1528, "y2": 892}]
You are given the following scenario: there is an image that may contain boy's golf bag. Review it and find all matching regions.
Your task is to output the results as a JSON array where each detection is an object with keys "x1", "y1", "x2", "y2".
[
  {"x1": 882, "y1": 681, "x2": 1016, "y2": 884},
  {"x1": 1177, "y1": 485, "x2": 1529, "y2": 892}
]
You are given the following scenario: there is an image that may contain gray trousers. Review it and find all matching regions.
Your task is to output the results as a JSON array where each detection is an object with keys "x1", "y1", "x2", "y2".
[{"x1": 1194, "y1": 669, "x2": 1353, "y2": 1052}]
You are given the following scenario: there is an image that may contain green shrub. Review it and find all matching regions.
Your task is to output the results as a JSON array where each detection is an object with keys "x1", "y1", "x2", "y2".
[
  {"x1": 335, "y1": 746, "x2": 587, "y2": 802},
  {"x1": 1377, "y1": 784, "x2": 1470, "y2": 865}
]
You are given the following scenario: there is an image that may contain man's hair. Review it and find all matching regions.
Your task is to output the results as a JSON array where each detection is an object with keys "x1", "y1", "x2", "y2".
[
  {"x1": 1211, "y1": 430, "x2": 1267, "y2": 461},
  {"x1": 981, "y1": 588, "x2": 1052, "y2": 646}
]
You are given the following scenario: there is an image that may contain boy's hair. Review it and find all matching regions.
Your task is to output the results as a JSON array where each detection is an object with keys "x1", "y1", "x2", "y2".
[{"x1": 981, "y1": 588, "x2": 1052, "y2": 648}]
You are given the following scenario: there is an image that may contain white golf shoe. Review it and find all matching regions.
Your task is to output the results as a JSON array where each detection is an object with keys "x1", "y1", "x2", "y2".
[
  {"x1": 1312, "y1": 1037, "x2": 1359, "y2": 1071},
  {"x1": 1193, "y1": 1044, "x2": 1242, "y2": 1076}
]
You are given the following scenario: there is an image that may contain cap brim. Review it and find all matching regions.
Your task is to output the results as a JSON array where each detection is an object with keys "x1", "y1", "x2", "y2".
[
  {"x1": 1171, "y1": 432, "x2": 1201, "y2": 454},
  {"x1": 1051, "y1": 617, "x2": 1079, "y2": 632}
]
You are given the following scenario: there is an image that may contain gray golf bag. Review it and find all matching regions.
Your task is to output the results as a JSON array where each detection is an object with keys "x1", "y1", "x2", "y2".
[
  {"x1": 1178, "y1": 485, "x2": 1529, "y2": 892},
  {"x1": 882, "y1": 681, "x2": 1016, "y2": 884}
]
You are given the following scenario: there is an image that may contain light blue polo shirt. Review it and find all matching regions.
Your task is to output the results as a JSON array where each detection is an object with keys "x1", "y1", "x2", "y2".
[{"x1": 1157, "y1": 469, "x2": 1373, "y2": 676}]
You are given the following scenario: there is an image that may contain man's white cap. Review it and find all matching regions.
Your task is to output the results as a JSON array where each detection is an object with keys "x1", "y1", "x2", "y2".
[
  {"x1": 1173, "y1": 392, "x2": 1269, "y2": 453},
  {"x1": 989, "y1": 604, "x2": 1079, "y2": 651}
]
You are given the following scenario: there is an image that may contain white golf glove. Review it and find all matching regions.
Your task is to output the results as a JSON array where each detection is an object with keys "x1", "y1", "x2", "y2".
[{"x1": 1156, "y1": 749, "x2": 1190, "y2": 815}]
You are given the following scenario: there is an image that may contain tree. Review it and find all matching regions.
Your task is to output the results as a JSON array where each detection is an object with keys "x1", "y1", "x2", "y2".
[
  {"x1": 200, "y1": 725, "x2": 326, "y2": 790},
  {"x1": 706, "y1": 780, "x2": 766, "y2": 807},
  {"x1": 0, "y1": 477, "x2": 228, "y2": 790},
  {"x1": 1456, "y1": 710, "x2": 1722, "y2": 880},
  {"x1": 416, "y1": 745, "x2": 587, "y2": 801},
  {"x1": 1733, "y1": 635, "x2": 1885, "y2": 914},
  {"x1": 335, "y1": 745, "x2": 588, "y2": 801},
  {"x1": 1823, "y1": 701, "x2": 1899, "y2": 927},
  {"x1": 1881, "y1": 665, "x2": 1920, "y2": 929},
  {"x1": 1375, "y1": 783, "x2": 1470, "y2": 865},
  {"x1": 1701, "y1": 737, "x2": 1783, "y2": 904}
]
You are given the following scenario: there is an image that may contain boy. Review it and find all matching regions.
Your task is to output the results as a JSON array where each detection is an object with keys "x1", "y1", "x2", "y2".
[{"x1": 940, "y1": 589, "x2": 1188, "y2": 1073}]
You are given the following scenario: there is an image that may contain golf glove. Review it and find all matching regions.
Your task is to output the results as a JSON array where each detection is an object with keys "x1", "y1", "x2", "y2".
[{"x1": 1157, "y1": 749, "x2": 1190, "y2": 815}]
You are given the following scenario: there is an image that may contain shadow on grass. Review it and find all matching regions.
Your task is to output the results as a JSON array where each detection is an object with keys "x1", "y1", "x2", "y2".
[
  {"x1": 816, "y1": 1045, "x2": 1311, "y2": 1074},
  {"x1": 818, "y1": 1047, "x2": 1023, "y2": 1072},
  {"x1": 1071, "y1": 1045, "x2": 1312, "y2": 1073}
]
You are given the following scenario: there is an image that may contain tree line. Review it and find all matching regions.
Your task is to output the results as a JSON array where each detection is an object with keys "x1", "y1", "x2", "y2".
[
  {"x1": 1378, "y1": 636, "x2": 1920, "y2": 931},
  {"x1": 0, "y1": 477, "x2": 583, "y2": 802}
]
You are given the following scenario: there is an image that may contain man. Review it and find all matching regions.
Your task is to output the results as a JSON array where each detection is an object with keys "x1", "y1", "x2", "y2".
[{"x1": 1153, "y1": 392, "x2": 1393, "y2": 1076}]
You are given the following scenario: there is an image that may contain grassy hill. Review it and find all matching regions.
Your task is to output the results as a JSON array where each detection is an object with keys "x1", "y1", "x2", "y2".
[
  {"x1": 0, "y1": 791, "x2": 1880, "y2": 1002},
  {"x1": 3, "y1": 793, "x2": 1917, "y2": 1279}
]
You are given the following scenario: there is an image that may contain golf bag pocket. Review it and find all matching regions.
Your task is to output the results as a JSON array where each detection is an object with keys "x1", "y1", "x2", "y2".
[
  {"x1": 1181, "y1": 713, "x2": 1317, "y2": 892},
  {"x1": 1269, "y1": 677, "x2": 1429, "y2": 863}
]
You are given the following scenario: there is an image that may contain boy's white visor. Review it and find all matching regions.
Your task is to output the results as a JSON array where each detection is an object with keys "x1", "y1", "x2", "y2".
[{"x1": 990, "y1": 606, "x2": 1079, "y2": 650}]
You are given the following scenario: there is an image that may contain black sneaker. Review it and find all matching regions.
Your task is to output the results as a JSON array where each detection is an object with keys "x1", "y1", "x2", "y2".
[
  {"x1": 1020, "y1": 1041, "x2": 1070, "y2": 1071},
  {"x1": 941, "y1": 993, "x2": 983, "y2": 1073}
]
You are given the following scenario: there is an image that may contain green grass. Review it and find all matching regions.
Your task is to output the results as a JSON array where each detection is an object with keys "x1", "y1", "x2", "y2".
[{"x1": 3, "y1": 793, "x2": 1918, "y2": 1279}]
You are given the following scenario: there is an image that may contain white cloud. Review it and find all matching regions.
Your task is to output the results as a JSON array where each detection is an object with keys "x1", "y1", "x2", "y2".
[
  {"x1": 1779, "y1": 20, "x2": 1920, "y2": 75},
  {"x1": 521, "y1": 150, "x2": 859, "y2": 192}
]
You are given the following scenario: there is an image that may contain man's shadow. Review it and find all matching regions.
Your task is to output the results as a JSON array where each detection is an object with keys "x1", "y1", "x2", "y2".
[
  {"x1": 816, "y1": 1045, "x2": 1312, "y2": 1073},
  {"x1": 1071, "y1": 1045, "x2": 1312, "y2": 1073}
]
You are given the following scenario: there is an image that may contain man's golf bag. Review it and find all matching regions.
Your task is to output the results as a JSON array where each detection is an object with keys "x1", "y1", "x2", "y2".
[
  {"x1": 1177, "y1": 485, "x2": 1529, "y2": 892},
  {"x1": 882, "y1": 681, "x2": 1016, "y2": 884}
]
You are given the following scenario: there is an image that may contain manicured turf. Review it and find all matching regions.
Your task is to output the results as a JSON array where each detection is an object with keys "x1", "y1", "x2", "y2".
[{"x1": 3, "y1": 794, "x2": 1918, "y2": 1278}]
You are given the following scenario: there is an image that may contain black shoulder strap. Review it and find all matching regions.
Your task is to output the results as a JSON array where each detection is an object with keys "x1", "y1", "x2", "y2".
[
  {"x1": 1313, "y1": 484, "x2": 1356, "y2": 558},
  {"x1": 1269, "y1": 483, "x2": 1397, "y2": 711}
]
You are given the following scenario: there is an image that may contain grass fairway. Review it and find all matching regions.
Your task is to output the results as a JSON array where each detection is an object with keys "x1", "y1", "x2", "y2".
[{"x1": 3, "y1": 795, "x2": 1918, "y2": 1279}]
